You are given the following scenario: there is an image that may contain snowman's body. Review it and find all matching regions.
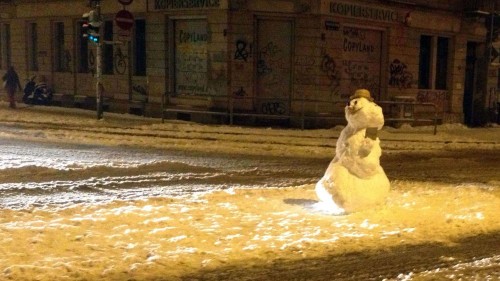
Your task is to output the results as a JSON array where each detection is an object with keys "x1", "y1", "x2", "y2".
[{"x1": 316, "y1": 94, "x2": 390, "y2": 213}]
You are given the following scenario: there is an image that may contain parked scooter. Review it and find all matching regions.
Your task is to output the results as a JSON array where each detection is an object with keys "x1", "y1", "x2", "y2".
[{"x1": 23, "y1": 76, "x2": 53, "y2": 105}]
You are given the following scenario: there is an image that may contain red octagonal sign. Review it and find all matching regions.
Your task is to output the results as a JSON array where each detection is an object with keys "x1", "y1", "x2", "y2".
[
  {"x1": 115, "y1": 9, "x2": 134, "y2": 31},
  {"x1": 118, "y1": 0, "x2": 133, "y2": 5}
]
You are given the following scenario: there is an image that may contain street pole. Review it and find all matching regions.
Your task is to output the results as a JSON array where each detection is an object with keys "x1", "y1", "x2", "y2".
[
  {"x1": 95, "y1": 1, "x2": 103, "y2": 120},
  {"x1": 96, "y1": 41, "x2": 103, "y2": 119}
]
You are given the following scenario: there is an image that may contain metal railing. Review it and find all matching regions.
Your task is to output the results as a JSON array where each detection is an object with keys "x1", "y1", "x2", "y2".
[{"x1": 162, "y1": 92, "x2": 439, "y2": 134}]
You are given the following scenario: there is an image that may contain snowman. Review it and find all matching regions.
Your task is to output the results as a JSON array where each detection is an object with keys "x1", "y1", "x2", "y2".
[{"x1": 315, "y1": 89, "x2": 390, "y2": 214}]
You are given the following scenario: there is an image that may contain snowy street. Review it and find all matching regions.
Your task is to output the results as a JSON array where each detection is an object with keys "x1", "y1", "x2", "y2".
[{"x1": 0, "y1": 103, "x2": 499, "y2": 280}]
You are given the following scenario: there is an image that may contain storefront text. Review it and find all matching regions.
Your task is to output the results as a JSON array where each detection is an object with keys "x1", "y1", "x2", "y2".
[
  {"x1": 153, "y1": 0, "x2": 220, "y2": 10},
  {"x1": 329, "y1": 2, "x2": 399, "y2": 23}
]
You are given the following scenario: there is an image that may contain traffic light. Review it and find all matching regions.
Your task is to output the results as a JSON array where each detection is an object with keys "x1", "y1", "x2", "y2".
[{"x1": 81, "y1": 10, "x2": 101, "y2": 43}]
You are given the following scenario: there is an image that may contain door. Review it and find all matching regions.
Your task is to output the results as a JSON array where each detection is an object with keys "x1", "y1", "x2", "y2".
[{"x1": 256, "y1": 19, "x2": 293, "y2": 116}]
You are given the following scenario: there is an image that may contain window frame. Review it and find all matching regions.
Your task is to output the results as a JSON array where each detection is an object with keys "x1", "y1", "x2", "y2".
[
  {"x1": 76, "y1": 20, "x2": 89, "y2": 73},
  {"x1": 53, "y1": 21, "x2": 66, "y2": 72},
  {"x1": 0, "y1": 23, "x2": 7, "y2": 70},
  {"x1": 27, "y1": 22, "x2": 39, "y2": 71},
  {"x1": 102, "y1": 19, "x2": 114, "y2": 75},
  {"x1": 133, "y1": 18, "x2": 146, "y2": 76},
  {"x1": 418, "y1": 34, "x2": 450, "y2": 90}
]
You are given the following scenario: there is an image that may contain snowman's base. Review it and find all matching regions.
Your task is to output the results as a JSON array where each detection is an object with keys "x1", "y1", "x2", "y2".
[
  {"x1": 316, "y1": 163, "x2": 390, "y2": 213},
  {"x1": 311, "y1": 201, "x2": 345, "y2": 215}
]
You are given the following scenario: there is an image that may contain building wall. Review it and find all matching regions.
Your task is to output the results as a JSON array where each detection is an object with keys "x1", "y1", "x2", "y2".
[{"x1": 0, "y1": 0, "x2": 494, "y2": 126}]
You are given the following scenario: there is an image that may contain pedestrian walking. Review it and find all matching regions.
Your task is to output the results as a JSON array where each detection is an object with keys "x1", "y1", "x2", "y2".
[{"x1": 2, "y1": 66, "x2": 22, "y2": 109}]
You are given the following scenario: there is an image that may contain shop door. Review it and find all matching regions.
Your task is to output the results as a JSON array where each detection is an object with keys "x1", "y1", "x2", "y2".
[
  {"x1": 340, "y1": 27, "x2": 382, "y2": 100},
  {"x1": 256, "y1": 19, "x2": 293, "y2": 116}
]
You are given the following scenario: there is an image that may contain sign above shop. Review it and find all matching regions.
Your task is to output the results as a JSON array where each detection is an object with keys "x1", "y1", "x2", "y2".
[
  {"x1": 325, "y1": 1, "x2": 400, "y2": 23},
  {"x1": 149, "y1": 0, "x2": 222, "y2": 11},
  {"x1": 325, "y1": 20, "x2": 340, "y2": 31}
]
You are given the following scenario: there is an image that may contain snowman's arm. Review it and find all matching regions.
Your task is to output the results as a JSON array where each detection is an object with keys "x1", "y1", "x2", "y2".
[{"x1": 365, "y1": 127, "x2": 378, "y2": 140}]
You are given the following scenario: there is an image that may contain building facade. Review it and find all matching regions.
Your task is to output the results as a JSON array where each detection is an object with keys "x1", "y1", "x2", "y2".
[{"x1": 0, "y1": 0, "x2": 498, "y2": 127}]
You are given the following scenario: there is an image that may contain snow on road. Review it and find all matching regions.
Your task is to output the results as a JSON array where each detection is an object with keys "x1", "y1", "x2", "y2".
[{"x1": 0, "y1": 103, "x2": 499, "y2": 280}]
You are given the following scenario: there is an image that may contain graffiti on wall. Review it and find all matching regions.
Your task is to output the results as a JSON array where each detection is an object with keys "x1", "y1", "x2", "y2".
[
  {"x1": 320, "y1": 53, "x2": 341, "y2": 97},
  {"x1": 389, "y1": 59, "x2": 413, "y2": 89},
  {"x1": 114, "y1": 47, "x2": 128, "y2": 75},
  {"x1": 88, "y1": 49, "x2": 95, "y2": 74},
  {"x1": 257, "y1": 41, "x2": 287, "y2": 98},
  {"x1": 175, "y1": 20, "x2": 209, "y2": 95},
  {"x1": 207, "y1": 54, "x2": 227, "y2": 96},
  {"x1": 295, "y1": 56, "x2": 316, "y2": 85},
  {"x1": 338, "y1": 26, "x2": 382, "y2": 100},
  {"x1": 261, "y1": 100, "x2": 287, "y2": 115},
  {"x1": 232, "y1": 86, "x2": 246, "y2": 97},
  {"x1": 234, "y1": 39, "x2": 250, "y2": 62},
  {"x1": 64, "y1": 49, "x2": 72, "y2": 73},
  {"x1": 257, "y1": 42, "x2": 284, "y2": 75},
  {"x1": 416, "y1": 90, "x2": 449, "y2": 112},
  {"x1": 257, "y1": 59, "x2": 272, "y2": 75},
  {"x1": 132, "y1": 84, "x2": 147, "y2": 96},
  {"x1": 344, "y1": 61, "x2": 380, "y2": 98},
  {"x1": 343, "y1": 27, "x2": 375, "y2": 54},
  {"x1": 394, "y1": 25, "x2": 406, "y2": 48}
]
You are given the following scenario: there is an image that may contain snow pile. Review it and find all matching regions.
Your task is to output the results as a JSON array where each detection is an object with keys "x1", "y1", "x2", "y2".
[{"x1": 0, "y1": 102, "x2": 499, "y2": 280}]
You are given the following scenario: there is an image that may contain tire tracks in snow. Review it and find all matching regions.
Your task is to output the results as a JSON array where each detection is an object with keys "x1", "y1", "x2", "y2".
[{"x1": 0, "y1": 121, "x2": 498, "y2": 152}]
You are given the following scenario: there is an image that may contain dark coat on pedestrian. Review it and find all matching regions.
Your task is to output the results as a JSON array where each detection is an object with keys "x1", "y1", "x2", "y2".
[{"x1": 2, "y1": 66, "x2": 22, "y2": 108}]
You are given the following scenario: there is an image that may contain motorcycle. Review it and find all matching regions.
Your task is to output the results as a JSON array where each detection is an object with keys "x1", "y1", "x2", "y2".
[{"x1": 23, "y1": 76, "x2": 53, "y2": 105}]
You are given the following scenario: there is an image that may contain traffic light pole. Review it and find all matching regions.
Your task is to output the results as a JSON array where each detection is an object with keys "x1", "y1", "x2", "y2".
[
  {"x1": 96, "y1": 42, "x2": 103, "y2": 120},
  {"x1": 95, "y1": 2, "x2": 103, "y2": 120}
]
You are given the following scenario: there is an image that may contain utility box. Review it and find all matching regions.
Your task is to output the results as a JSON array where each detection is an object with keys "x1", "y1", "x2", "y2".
[
  {"x1": 393, "y1": 96, "x2": 415, "y2": 127},
  {"x1": 394, "y1": 96, "x2": 415, "y2": 118}
]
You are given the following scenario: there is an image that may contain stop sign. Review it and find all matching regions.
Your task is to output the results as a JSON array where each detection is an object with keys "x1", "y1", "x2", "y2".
[
  {"x1": 118, "y1": 0, "x2": 133, "y2": 5},
  {"x1": 115, "y1": 9, "x2": 134, "y2": 30}
]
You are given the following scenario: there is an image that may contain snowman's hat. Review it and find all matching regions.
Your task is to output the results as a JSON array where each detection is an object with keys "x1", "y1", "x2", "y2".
[{"x1": 349, "y1": 89, "x2": 374, "y2": 102}]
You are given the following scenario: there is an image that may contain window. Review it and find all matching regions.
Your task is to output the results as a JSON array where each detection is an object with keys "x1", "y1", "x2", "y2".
[
  {"x1": 103, "y1": 20, "x2": 113, "y2": 75},
  {"x1": 418, "y1": 35, "x2": 449, "y2": 90},
  {"x1": 77, "y1": 21, "x2": 89, "y2": 73},
  {"x1": 54, "y1": 22, "x2": 66, "y2": 72},
  {"x1": 133, "y1": 19, "x2": 146, "y2": 76},
  {"x1": 0, "y1": 23, "x2": 7, "y2": 69},
  {"x1": 435, "y1": 37, "x2": 449, "y2": 90},
  {"x1": 173, "y1": 19, "x2": 208, "y2": 95},
  {"x1": 27, "y1": 22, "x2": 38, "y2": 71}
]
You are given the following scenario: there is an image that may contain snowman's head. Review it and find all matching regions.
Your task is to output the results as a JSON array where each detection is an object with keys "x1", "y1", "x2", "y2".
[{"x1": 345, "y1": 89, "x2": 384, "y2": 130}]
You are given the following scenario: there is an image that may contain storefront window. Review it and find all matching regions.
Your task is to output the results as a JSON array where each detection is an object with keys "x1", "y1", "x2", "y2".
[
  {"x1": 418, "y1": 35, "x2": 449, "y2": 90},
  {"x1": 54, "y1": 22, "x2": 66, "y2": 72},
  {"x1": 0, "y1": 23, "x2": 6, "y2": 69},
  {"x1": 27, "y1": 22, "x2": 38, "y2": 71},
  {"x1": 173, "y1": 19, "x2": 208, "y2": 95},
  {"x1": 103, "y1": 20, "x2": 114, "y2": 75},
  {"x1": 77, "y1": 21, "x2": 89, "y2": 73},
  {"x1": 436, "y1": 37, "x2": 449, "y2": 90},
  {"x1": 133, "y1": 19, "x2": 146, "y2": 76}
]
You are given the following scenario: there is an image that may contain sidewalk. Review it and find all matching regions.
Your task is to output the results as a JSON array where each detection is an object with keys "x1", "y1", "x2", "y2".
[{"x1": 0, "y1": 102, "x2": 499, "y2": 158}]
